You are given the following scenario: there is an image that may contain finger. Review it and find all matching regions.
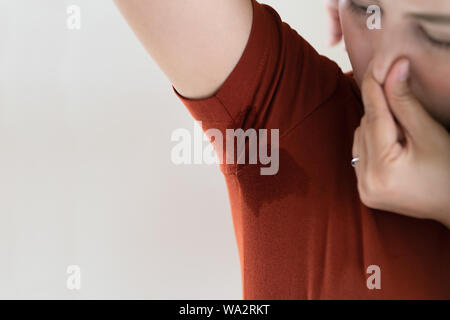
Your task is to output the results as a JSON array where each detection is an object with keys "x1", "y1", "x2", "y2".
[
  {"x1": 352, "y1": 127, "x2": 361, "y2": 182},
  {"x1": 359, "y1": 117, "x2": 370, "y2": 169},
  {"x1": 352, "y1": 126, "x2": 362, "y2": 174},
  {"x1": 352, "y1": 126, "x2": 359, "y2": 158},
  {"x1": 384, "y1": 58, "x2": 441, "y2": 142},
  {"x1": 361, "y1": 62, "x2": 399, "y2": 160}
]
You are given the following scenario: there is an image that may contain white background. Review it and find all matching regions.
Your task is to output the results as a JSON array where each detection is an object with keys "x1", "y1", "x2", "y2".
[{"x1": 0, "y1": 0, "x2": 350, "y2": 299}]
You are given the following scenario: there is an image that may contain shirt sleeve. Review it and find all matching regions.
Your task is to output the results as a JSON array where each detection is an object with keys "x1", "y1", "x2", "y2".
[{"x1": 172, "y1": 0, "x2": 343, "y2": 172}]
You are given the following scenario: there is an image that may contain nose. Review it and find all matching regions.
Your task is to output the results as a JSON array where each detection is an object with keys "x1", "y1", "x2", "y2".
[{"x1": 370, "y1": 21, "x2": 410, "y2": 84}]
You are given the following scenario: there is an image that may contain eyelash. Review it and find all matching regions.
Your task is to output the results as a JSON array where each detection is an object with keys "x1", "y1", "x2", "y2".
[
  {"x1": 349, "y1": 0, "x2": 450, "y2": 51},
  {"x1": 417, "y1": 25, "x2": 450, "y2": 50},
  {"x1": 348, "y1": 0, "x2": 368, "y2": 15}
]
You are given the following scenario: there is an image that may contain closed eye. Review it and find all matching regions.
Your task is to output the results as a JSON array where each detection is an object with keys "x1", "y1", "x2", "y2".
[
  {"x1": 349, "y1": 0, "x2": 368, "y2": 14},
  {"x1": 418, "y1": 25, "x2": 450, "y2": 50}
]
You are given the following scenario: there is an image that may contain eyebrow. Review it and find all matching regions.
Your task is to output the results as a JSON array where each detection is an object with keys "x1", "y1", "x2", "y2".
[{"x1": 410, "y1": 13, "x2": 450, "y2": 24}]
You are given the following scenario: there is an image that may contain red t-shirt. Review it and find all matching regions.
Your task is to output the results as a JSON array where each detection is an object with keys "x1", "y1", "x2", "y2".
[{"x1": 173, "y1": 0, "x2": 450, "y2": 299}]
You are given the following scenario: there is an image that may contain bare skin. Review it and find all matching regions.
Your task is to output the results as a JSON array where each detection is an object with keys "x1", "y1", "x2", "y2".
[
  {"x1": 327, "y1": 0, "x2": 450, "y2": 227},
  {"x1": 113, "y1": 0, "x2": 253, "y2": 100},
  {"x1": 114, "y1": 0, "x2": 450, "y2": 228}
]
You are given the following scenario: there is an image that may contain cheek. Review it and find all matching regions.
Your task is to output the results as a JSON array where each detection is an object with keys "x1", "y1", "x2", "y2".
[
  {"x1": 339, "y1": 4, "x2": 450, "y2": 127},
  {"x1": 415, "y1": 66, "x2": 450, "y2": 102},
  {"x1": 411, "y1": 62, "x2": 450, "y2": 125},
  {"x1": 340, "y1": 10, "x2": 374, "y2": 86}
]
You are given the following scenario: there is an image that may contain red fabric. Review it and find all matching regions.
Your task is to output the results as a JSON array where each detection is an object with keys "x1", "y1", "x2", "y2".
[{"x1": 173, "y1": 0, "x2": 450, "y2": 299}]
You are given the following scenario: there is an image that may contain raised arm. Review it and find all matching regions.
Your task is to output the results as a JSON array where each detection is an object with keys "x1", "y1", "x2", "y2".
[{"x1": 114, "y1": 0, "x2": 253, "y2": 99}]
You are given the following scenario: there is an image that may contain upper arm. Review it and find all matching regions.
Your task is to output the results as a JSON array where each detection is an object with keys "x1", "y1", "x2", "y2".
[{"x1": 114, "y1": 0, "x2": 253, "y2": 99}]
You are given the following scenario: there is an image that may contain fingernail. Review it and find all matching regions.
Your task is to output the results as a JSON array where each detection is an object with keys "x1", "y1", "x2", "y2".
[{"x1": 398, "y1": 60, "x2": 410, "y2": 82}]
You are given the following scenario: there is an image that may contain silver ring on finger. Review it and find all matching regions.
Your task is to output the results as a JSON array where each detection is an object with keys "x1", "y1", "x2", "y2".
[{"x1": 351, "y1": 157, "x2": 360, "y2": 167}]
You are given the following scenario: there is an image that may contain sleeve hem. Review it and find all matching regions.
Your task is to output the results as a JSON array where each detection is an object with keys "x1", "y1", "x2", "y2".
[{"x1": 172, "y1": 0, "x2": 270, "y2": 124}]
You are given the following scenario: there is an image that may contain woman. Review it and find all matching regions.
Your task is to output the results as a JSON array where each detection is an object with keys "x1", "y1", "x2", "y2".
[{"x1": 114, "y1": 0, "x2": 450, "y2": 299}]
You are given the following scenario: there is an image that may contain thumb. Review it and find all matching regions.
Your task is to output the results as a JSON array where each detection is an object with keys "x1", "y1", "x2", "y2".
[{"x1": 384, "y1": 59, "x2": 437, "y2": 141}]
